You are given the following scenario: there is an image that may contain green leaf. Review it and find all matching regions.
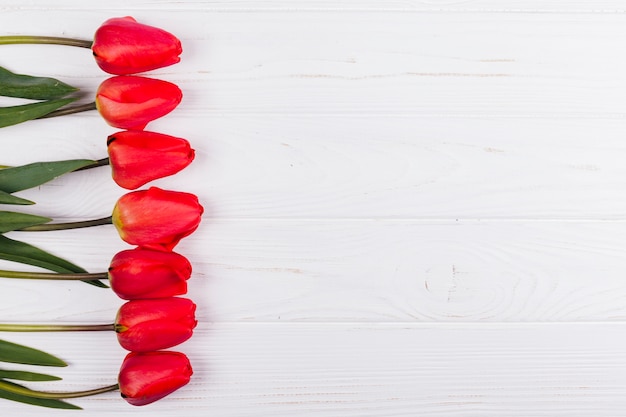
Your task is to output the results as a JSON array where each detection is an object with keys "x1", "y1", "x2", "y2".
[
  {"x1": 0, "y1": 339, "x2": 66, "y2": 367},
  {"x1": 0, "y1": 370, "x2": 61, "y2": 382},
  {"x1": 0, "y1": 190, "x2": 33, "y2": 205},
  {"x1": 0, "y1": 211, "x2": 50, "y2": 233},
  {"x1": 0, "y1": 381, "x2": 80, "y2": 410},
  {"x1": 0, "y1": 159, "x2": 95, "y2": 194},
  {"x1": 0, "y1": 66, "x2": 77, "y2": 100},
  {"x1": 80, "y1": 279, "x2": 108, "y2": 288},
  {"x1": 0, "y1": 235, "x2": 82, "y2": 273},
  {"x1": 0, "y1": 235, "x2": 107, "y2": 288},
  {"x1": 0, "y1": 98, "x2": 76, "y2": 129}
]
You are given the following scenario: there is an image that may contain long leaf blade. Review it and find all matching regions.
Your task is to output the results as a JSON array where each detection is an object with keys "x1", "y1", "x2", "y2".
[
  {"x1": 0, "y1": 66, "x2": 77, "y2": 100},
  {"x1": 0, "y1": 381, "x2": 80, "y2": 410},
  {"x1": 0, "y1": 235, "x2": 107, "y2": 288},
  {"x1": 0, "y1": 234, "x2": 83, "y2": 272},
  {"x1": 0, "y1": 98, "x2": 76, "y2": 128},
  {"x1": 0, "y1": 370, "x2": 61, "y2": 382},
  {"x1": 0, "y1": 159, "x2": 95, "y2": 193},
  {"x1": 0, "y1": 211, "x2": 50, "y2": 233},
  {"x1": 0, "y1": 340, "x2": 66, "y2": 367},
  {"x1": 0, "y1": 190, "x2": 33, "y2": 205}
]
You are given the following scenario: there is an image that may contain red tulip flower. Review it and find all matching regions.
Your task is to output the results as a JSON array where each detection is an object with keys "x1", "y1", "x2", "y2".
[
  {"x1": 115, "y1": 297, "x2": 197, "y2": 352},
  {"x1": 93, "y1": 16, "x2": 182, "y2": 75},
  {"x1": 119, "y1": 351, "x2": 192, "y2": 406},
  {"x1": 112, "y1": 187, "x2": 203, "y2": 251},
  {"x1": 109, "y1": 248, "x2": 192, "y2": 300},
  {"x1": 107, "y1": 130, "x2": 195, "y2": 190},
  {"x1": 96, "y1": 76, "x2": 182, "y2": 130}
]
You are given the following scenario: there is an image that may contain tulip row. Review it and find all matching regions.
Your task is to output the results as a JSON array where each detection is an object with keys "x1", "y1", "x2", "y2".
[{"x1": 0, "y1": 17, "x2": 201, "y2": 408}]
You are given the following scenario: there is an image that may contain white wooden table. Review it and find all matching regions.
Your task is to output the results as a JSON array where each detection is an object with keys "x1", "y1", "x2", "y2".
[{"x1": 2, "y1": 1, "x2": 626, "y2": 415}]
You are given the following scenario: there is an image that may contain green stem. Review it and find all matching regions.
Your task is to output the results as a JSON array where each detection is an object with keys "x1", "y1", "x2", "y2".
[
  {"x1": 73, "y1": 157, "x2": 110, "y2": 172},
  {"x1": 0, "y1": 36, "x2": 92, "y2": 49},
  {"x1": 19, "y1": 216, "x2": 112, "y2": 231},
  {"x1": 0, "y1": 323, "x2": 114, "y2": 332},
  {"x1": 0, "y1": 270, "x2": 108, "y2": 280},
  {"x1": 0, "y1": 380, "x2": 118, "y2": 399},
  {"x1": 38, "y1": 101, "x2": 97, "y2": 119}
]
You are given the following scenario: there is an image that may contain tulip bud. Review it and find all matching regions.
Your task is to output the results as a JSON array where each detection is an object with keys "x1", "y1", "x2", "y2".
[
  {"x1": 107, "y1": 130, "x2": 195, "y2": 190},
  {"x1": 112, "y1": 187, "x2": 203, "y2": 251},
  {"x1": 109, "y1": 248, "x2": 192, "y2": 300},
  {"x1": 119, "y1": 351, "x2": 192, "y2": 406},
  {"x1": 115, "y1": 297, "x2": 197, "y2": 352},
  {"x1": 93, "y1": 16, "x2": 182, "y2": 75},
  {"x1": 95, "y1": 76, "x2": 182, "y2": 130}
]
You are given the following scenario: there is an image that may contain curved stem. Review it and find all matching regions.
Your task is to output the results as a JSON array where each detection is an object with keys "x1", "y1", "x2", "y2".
[
  {"x1": 0, "y1": 36, "x2": 92, "y2": 49},
  {"x1": 0, "y1": 270, "x2": 108, "y2": 280},
  {"x1": 0, "y1": 323, "x2": 114, "y2": 332},
  {"x1": 19, "y1": 216, "x2": 112, "y2": 231},
  {"x1": 38, "y1": 101, "x2": 97, "y2": 119},
  {"x1": 0, "y1": 380, "x2": 118, "y2": 399},
  {"x1": 73, "y1": 157, "x2": 110, "y2": 172}
]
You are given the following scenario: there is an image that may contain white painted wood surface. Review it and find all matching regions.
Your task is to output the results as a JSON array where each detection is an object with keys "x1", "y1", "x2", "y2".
[{"x1": 1, "y1": 1, "x2": 626, "y2": 415}]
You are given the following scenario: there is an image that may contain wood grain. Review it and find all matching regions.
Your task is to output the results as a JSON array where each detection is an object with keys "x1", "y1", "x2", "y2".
[
  {"x1": 0, "y1": 220, "x2": 625, "y2": 323},
  {"x1": 3, "y1": 323, "x2": 626, "y2": 416},
  {"x1": 2, "y1": 10, "x2": 626, "y2": 118},
  {"x1": 1, "y1": 114, "x2": 626, "y2": 220}
]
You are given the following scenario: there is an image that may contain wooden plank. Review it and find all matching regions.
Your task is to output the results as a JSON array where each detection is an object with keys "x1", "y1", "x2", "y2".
[
  {"x1": 2, "y1": 323, "x2": 626, "y2": 416},
  {"x1": 1, "y1": 11, "x2": 626, "y2": 118},
  {"x1": 2, "y1": 220, "x2": 626, "y2": 323},
  {"x1": 0, "y1": 115, "x2": 624, "y2": 220}
]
